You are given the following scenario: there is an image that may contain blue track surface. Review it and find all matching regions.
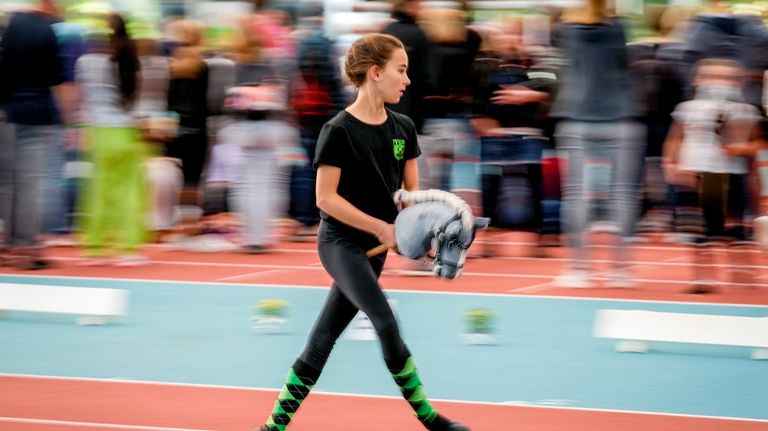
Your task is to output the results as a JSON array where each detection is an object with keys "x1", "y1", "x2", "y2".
[{"x1": 1, "y1": 275, "x2": 767, "y2": 420}]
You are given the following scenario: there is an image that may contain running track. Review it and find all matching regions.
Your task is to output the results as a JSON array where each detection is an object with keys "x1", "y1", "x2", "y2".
[{"x1": 2, "y1": 231, "x2": 767, "y2": 431}]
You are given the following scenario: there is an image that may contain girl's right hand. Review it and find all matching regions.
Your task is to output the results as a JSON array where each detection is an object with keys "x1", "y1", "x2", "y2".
[
  {"x1": 663, "y1": 161, "x2": 697, "y2": 188},
  {"x1": 376, "y1": 223, "x2": 398, "y2": 252}
]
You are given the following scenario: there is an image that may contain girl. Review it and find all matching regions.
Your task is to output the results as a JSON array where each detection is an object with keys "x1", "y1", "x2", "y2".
[
  {"x1": 76, "y1": 13, "x2": 149, "y2": 265},
  {"x1": 255, "y1": 33, "x2": 469, "y2": 431},
  {"x1": 663, "y1": 58, "x2": 762, "y2": 293}
]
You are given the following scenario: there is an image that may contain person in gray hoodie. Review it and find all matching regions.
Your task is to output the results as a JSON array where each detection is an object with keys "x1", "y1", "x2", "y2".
[
  {"x1": 681, "y1": 0, "x2": 768, "y2": 106},
  {"x1": 549, "y1": 0, "x2": 645, "y2": 289}
]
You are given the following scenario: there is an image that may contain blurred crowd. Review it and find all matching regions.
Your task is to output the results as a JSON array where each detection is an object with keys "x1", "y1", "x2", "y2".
[{"x1": 0, "y1": 0, "x2": 767, "y2": 293}]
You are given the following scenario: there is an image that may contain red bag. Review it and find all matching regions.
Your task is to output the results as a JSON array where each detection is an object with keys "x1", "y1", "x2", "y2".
[{"x1": 291, "y1": 72, "x2": 333, "y2": 121}]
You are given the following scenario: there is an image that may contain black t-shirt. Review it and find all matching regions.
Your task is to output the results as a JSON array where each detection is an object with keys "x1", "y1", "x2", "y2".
[{"x1": 314, "y1": 108, "x2": 420, "y2": 237}]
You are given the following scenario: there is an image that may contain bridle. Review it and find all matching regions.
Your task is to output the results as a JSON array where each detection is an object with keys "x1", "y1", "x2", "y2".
[{"x1": 430, "y1": 213, "x2": 473, "y2": 277}]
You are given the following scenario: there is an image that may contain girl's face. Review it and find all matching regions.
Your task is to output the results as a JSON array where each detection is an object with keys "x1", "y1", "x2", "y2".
[
  {"x1": 373, "y1": 48, "x2": 411, "y2": 104},
  {"x1": 694, "y1": 63, "x2": 744, "y2": 100},
  {"x1": 695, "y1": 64, "x2": 741, "y2": 89}
]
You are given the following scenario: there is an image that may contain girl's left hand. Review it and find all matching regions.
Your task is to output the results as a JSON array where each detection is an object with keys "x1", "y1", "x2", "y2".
[{"x1": 722, "y1": 142, "x2": 755, "y2": 157}]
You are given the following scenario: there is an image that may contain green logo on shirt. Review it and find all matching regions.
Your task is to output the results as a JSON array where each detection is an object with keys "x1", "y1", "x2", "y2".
[{"x1": 393, "y1": 139, "x2": 405, "y2": 160}]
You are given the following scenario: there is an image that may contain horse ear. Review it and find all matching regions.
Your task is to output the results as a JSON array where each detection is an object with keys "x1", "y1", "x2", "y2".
[
  {"x1": 445, "y1": 221, "x2": 462, "y2": 237},
  {"x1": 474, "y1": 217, "x2": 490, "y2": 230}
]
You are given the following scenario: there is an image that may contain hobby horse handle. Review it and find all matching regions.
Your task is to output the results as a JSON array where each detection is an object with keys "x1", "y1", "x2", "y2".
[{"x1": 366, "y1": 244, "x2": 389, "y2": 257}]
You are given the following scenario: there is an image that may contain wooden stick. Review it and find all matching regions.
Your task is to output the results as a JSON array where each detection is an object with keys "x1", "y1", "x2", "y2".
[{"x1": 366, "y1": 244, "x2": 388, "y2": 257}]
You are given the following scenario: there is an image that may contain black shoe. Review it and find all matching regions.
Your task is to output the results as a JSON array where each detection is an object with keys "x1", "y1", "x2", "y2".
[
  {"x1": 14, "y1": 256, "x2": 49, "y2": 270},
  {"x1": 425, "y1": 415, "x2": 470, "y2": 431},
  {"x1": 244, "y1": 244, "x2": 268, "y2": 254},
  {"x1": 685, "y1": 280, "x2": 717, "y2": 294}
]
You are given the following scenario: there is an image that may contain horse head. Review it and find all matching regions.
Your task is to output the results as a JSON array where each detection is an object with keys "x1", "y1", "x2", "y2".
[
  {"x1": 395, "y1": 200, "x2": 489, "y2": 280},
  {"x1": 431, "y1": 215, "x2": 489, "y2": 279}
]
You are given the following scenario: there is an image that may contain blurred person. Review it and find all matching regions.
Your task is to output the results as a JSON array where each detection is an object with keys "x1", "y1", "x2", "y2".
[
  {"x1": 383, "y1": 6, "x2": 482, "y2": 272},
  {"x1": 245, "y1": 5, "x2": 297, "y2": 84},
  {"x1": 259, "y1": 7, "x2": 297, "y2": 65},
  {"x1": 382, "y1": 0, "x2": 433, "y2": 133},
  {"x1": 420, "y1": 7, "x2": 481, "y2": 121},
  {"x1": 470, "y1": 17, "x2": 557, "y2": 257},
  {"x1": 254, "y1": 33, "x2": 469, "y2": 431},
  {"x1": 549, "y1": 0, "x2": 645, "y2": 288},
  {"x1": 627, "y1": 5, "x2": 687, "y2": 235},
  {"x1": 0, "y1": 0, "x2": 66, "y2": 270},
  {"x1": 224, "y1": 14, "x2": 298, "y2": 253},
  {"x1": 681, "y1": 0, "x2": 768, "y2": 107},
  {"x1": 0, "y1": 11, "x2": 6, "y2": 38},
  {"x1": 219, "y1": 87, "x2": 297, "y2": 253},
  {"x1": 418, "y1": 7, "x2": 481, "y2": 193},
  {"x1": 165, "y1": 20, "x2": 209, "y2": 233},
  {"x1": 197, "y1": 22, "x2": 237, "y2": 244},
  {"x1": 172, "y1": 139, "x2": 244, "y2": 254},
  {"x1": 200, "y1": 140, "x2": 241, "y2": 231},
  {"x1": 204, "y1": 52, "x2": 236, "y2": 121},
  {"x1": 681, "y1": 0, "x2": 768, "y2": 223},
  {"x1": 75, "y1": 13, "x2": 149, "y2": 266},
  {"x1": 43, "y1": 18, "x2": 86, "y2": 243},
  {"x1": 132, "y1": 31, "x2": 181, "y2": 241},
  {"x1": 663, "y1": 59, "x2": 762, "y2": 293},
  {"x1": 288, "y1": 1, "x2": 346, "y2": 238}
]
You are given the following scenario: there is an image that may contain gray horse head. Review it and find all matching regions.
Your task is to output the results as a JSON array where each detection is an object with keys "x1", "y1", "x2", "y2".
[{"x1": 395, "y1": 202, "x2": 489, "y2": 279}]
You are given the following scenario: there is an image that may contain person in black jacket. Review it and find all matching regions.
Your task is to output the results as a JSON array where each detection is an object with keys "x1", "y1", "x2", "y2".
[
  {"x1": 382, "y1": 0, "x2": 433, "y2": 133},
  {"x1": 165, "y1": 20, "x2": 209, "y2": 209},
  {"x1": 627, "y1": 6, "x2": 687, "y2": 234},
  {"x1": 0, "y1": 0, "x2": 65, "y2": 270},
  {"x1": 289, "y1": 2, "x2": 346, "y2": 233}
]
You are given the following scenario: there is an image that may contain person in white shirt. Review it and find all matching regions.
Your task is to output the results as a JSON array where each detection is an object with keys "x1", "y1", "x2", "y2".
[{"x1": 663, "y1": 58, "x2": 762, "y2": 293}]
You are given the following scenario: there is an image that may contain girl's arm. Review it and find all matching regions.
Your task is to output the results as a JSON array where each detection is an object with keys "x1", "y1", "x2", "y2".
[
  {"x1": 662, "y1": 121, "x2": 682, "y2": 164},
  {"x1": 402, "y1": 158, "x2": 419, "y2": 192},
  {"x1": 663, "y1": 121, "x2": 697, "y2": 187},
  {"x1": 316, "y1": 164, "x2": 397, "y2": 249},
  {"x1": 723, "y1": 121, "x2": 765, "y2": 157},
  {"x1": 315, "y1": 157, "x2": 420, "y2": 251}
]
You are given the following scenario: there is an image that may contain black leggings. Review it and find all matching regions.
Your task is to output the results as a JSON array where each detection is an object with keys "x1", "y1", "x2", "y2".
[
  {"x1": 675, "y1": 173, "x2": 747, "y2": 242},
  {"x1": 299, "y1": 221, "x2": 409, "y2": 370}
]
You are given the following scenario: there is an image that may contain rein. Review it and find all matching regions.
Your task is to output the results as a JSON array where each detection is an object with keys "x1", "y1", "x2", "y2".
[{"x1": 431, "y1": 213, "x2": 466, "y2": 274}]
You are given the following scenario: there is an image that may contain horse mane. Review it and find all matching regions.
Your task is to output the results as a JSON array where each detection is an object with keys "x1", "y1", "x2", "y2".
[{"x1": 394, "y1": 189, "x2": 474, "y2": 232}]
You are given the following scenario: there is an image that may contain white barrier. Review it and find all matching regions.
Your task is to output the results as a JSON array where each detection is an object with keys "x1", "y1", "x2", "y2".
[
  {"x1": 593, "y1": 309, "x2": 768, "y2": 360},
  {"x1": 0, "y1": 283, "x2": 128, "y2": 325},
  {"x1": 345, "y1": 299, "x2": 398, "y2": 341}
]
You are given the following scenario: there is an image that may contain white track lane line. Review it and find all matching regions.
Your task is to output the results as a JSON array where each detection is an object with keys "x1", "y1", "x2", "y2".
[
  {"x1": 1, "y1": 374, "x2": 766, "y2": 425},
  {"x1": 215, "y1": 269, "x2": 291, "y2": 282},
  {"x1": 46, "y1": 253, "x2": 768, "y2": 271},
  {"x1": 474, "y1": 239, "x2": 767, "y2": 253},
  {"x1": 2, "y1": 274, "x2": 768, "y2": 307},
  {"x1": 148, "y1": 240, "x2": 766, "y2": 254},
  {"x1": 507, "y1": 256, "x2": 689, "y2": 293},
  {"x1": 0, "y1": 417, "x2": 214, "y2": 431}
]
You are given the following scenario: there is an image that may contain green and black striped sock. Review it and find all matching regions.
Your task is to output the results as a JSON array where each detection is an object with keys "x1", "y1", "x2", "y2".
[
  {"x1": 389, "y1": 356, "x2": 442, "y2": 425},
  {"x1": 261, "y1": 360, "x2": 319, "y2": 431}
]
